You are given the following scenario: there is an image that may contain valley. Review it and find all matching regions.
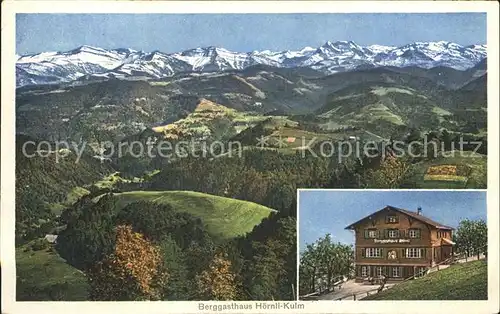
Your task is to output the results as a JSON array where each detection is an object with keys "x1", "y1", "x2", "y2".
[{"x1": 16, "y1": 64, "x2": 487, "y2": 149}]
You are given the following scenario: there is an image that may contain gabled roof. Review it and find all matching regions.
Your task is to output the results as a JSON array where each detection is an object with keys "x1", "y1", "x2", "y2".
[{"x1": 344, "y1": 205, "x2": 454, "y2": 230}]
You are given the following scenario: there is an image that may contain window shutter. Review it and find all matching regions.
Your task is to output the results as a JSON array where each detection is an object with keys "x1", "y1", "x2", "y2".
[
  {"x1": 421, "y1": 248, "x2": 426, "y2": 258},
  {"x1": 361, "y1": 248, "x2": 365, "y2": 257},
  {"x1": 364, "y1": 229, "x2": 368, "y2": 238},
  {"x1": 384, "y1": 229, "x2": 389, "y2": 238},
  {"x1": 377, "y1": 230, "x2": 381, "y2": 239},
  {"x1": 399, "y1": 229, "x2": 403, "y2": 238},
  {"x1": 402, "y1": 248, "x2": 406, "y2": 258},
  {"x1": 380, "y1": 248, "x2": 383, "y2": 258},
  {"x1": 399, "y1": 267, "x2": 403, "y2": 277},
  {"x1": 385, "y1": 216, "x2": 389, "y2": 223}
]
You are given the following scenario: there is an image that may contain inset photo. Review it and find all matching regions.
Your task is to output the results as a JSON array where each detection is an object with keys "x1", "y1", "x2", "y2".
[{"x1": 298, "y1": 190, "x2": 487, "y2": 301}]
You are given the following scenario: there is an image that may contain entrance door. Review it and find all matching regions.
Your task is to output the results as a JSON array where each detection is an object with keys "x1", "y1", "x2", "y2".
[{"x1": 442, "y1": 245, "x2": 452, "y2": 260}]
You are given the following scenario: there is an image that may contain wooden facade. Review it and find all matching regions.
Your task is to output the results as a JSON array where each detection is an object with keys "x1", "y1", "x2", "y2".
[{"x1": 345, "y1": 206, "x2": 454, "y2": 283}]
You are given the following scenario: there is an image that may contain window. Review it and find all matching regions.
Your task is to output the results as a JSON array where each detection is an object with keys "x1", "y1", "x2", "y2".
[
  {"x1": 406, "y1": 248, "x2": 422, "y2": 258},
  {"x1": 392, "y1": 267, "x2": 401, "y2": 278},
  {"x1": 361, "y1": 266, "x2": 369, "y2": 277},
  {"x1": 438, "y1": 231, "x2": 448, "y2": 238},
  {"x1": 376, "y1": 266, "x2": 384, "y2": 277},
  {"x1": 365, "y1": 229, "x2": 378, "y2": 238},
  {"x1": 409, "y1": 229, "x2": 421, "y2": 238},
  {"x1": 387, "y1": 215, "x2": 398, "y2": 223},
  {"x1": 388, "y1": 229, "x2": 399, "y2": 238},
  {"x1": 415, "y1": 267, "x2": 427, "y2": 278},
  {"x1": 365, "y1": 248, "x2": 383, "y2": 258}
]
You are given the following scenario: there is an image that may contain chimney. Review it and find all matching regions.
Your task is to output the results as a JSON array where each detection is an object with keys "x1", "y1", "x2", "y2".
[{"x1": 417, "y1": 207, "x2": 422, "y2": 215}]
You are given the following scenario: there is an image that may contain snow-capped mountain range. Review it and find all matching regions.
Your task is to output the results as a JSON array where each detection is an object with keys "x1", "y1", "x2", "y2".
[{"x1": 16, "y1": 41, "x2": 487, "y2": 87}]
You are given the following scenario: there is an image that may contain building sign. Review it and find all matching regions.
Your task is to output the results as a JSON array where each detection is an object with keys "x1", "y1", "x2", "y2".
[{"x1": 374, "y1": 239, "x2": 410, "y2": 244}]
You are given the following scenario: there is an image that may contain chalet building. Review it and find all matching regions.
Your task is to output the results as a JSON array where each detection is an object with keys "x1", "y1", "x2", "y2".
[{"x1": 345, "y1": 205, "x2": 455, "y2": 283}]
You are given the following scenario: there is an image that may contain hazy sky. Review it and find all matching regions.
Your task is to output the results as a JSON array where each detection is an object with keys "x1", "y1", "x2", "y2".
[
  {"x1": 16, "y1": 13, "x2": 486, "y2": 55},
  {"x1": 299, "y1": 190, "x2": 487, "y2": 251}
]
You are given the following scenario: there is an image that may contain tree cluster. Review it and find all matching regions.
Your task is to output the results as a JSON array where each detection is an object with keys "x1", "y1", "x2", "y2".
[
  {"x1": 299, "y1": 234, "x2": 354, "y2": 296},
  {"x1": 454, "y1": 219, "x2": 487, "y2": 259},
  {"x1": 56, "y1": 197, "x2": 297, "y2": 301}
]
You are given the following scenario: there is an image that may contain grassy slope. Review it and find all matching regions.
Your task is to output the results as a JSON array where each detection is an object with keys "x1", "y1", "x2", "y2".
[
  {"x1": 411, "y1": 151, "x2": 487, "y2": 189},
  {"x1": 16, "y1": 246, "x2": 89, "y2": 301},
  {"x1": 110, "y1": 191, "x2": 276, "y2": 240},
  {"x1": 364, "y1": 260, "x2": 487, "y2": 300},
  {"x1": 318, "y1": 85, "x2": 435, "y2": 130},
  {"x1": 152, "y1": 98, "x2": 269, "y2": 141}
]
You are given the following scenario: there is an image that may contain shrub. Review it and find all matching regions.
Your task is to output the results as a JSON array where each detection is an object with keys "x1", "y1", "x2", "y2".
[{"x1": 30, "y1": 238, "x2": 50, "y2": 251}]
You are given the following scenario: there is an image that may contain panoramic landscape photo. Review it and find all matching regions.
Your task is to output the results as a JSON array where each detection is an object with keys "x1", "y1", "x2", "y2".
[
  {"x1": 298, "y1": 190, "x2": 488, "y2": 301},
  {"x1": 15, "y1": 13, "x2": 487, "y2": 301}
]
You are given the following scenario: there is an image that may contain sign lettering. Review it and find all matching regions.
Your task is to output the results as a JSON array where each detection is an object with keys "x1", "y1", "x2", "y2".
[{"x1": 374, "y1": 239, "x2": 410, "y2": 244}]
